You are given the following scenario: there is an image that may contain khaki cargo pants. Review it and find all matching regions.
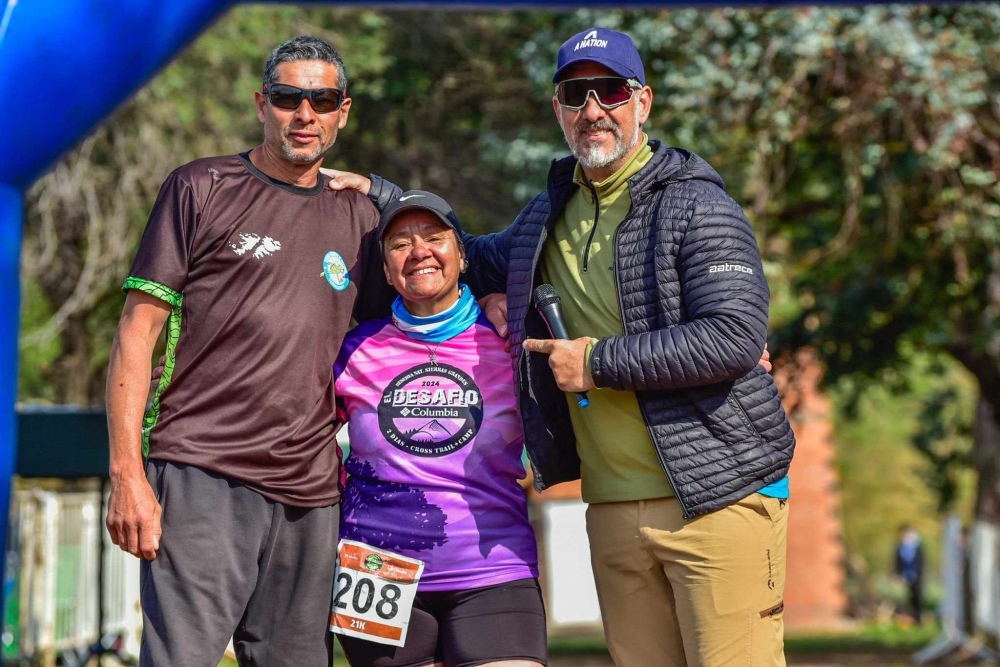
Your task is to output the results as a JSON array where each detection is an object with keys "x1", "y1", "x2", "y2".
[{"x1": 586, "y1": 494, "x2": 787, "y2": 667}]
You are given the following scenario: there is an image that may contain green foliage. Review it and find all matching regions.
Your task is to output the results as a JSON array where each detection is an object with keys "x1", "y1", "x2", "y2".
[
  {"x1": 16, "y1": 277, "x2": 59, "y2": 403},
  {"x1": 911, "y1": 382, "x2": 975, "y2": 513},
  {"x1": 833, "y1": 353, "x2": 977, "y2": 583}
]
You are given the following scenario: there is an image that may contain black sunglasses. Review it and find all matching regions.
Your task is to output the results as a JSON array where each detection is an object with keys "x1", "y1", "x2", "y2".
[
  {"x1": 264, "y1": 83, "x2": 346, "y2": 113},
  {"x1": 555, "y1": 76, "x2": 641, "y2": 111}
]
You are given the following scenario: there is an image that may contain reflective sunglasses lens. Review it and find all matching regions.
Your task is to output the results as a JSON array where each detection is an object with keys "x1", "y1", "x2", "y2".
[
  {"x1": 558, "y1": 78, "x2": 633, "y2": 109},
  {"x1": 557, "y1": 80, "x2": 588, "y2": 107},
  {"x1": 309, "y1": 89, "x2": 343, "y2": 113},
  {"x1": 594, "y1": 79, "x2": 635, "y2": 106},
  {"x1": 268, "y1": 85, "x2": 303, "y2": 110}
]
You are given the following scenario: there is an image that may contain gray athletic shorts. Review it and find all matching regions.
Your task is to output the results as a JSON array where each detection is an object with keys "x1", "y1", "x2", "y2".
[{"x1": 139, "y1": 460, "x2": 339, "y2": 667}]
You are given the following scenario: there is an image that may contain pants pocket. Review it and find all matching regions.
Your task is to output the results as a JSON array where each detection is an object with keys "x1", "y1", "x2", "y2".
[
  {"x1": 750, "y1": 600, "x2": 786, "y2": 667},
  {"x1": 754, "y1": 493, "x2": 786, "y2": 525}
]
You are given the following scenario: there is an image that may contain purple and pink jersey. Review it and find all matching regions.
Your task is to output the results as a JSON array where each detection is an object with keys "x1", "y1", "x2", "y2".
[{"x1": 333, "y1": 315, "x2": 538, "y2": 591}]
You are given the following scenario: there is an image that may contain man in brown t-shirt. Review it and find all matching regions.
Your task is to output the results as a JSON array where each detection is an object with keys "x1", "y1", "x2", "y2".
[{"x1": 105, "y1": 36, "x2": 390, "y2": 666}]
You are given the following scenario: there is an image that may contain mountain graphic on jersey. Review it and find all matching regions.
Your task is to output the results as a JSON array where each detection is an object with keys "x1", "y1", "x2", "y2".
[
  {"x1": 341, "y1": 459, "x2": 448, "y2": 553},
  {"x1": 404, "y1": 420, "x2": 454, "y2": 442}
]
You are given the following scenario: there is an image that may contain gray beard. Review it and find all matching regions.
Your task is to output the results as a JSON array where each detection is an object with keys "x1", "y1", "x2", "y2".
[
  {"x1": 568, "y1": 104, "x2": 643, "y2": 170},
  {"x1": 280, "y1": 140, "x2": 325, "y2": 164}
]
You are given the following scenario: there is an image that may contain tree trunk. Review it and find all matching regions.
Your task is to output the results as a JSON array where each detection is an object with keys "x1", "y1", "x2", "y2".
[
  {"x1": 47, "y1": 310, "x2": 98, "y2": 405},
  {"x1": 973, "y1": 392, "x2": 1000, "y2": 524},
  {"x1": 948, "y1": 342, "x2": 1000, "y2": 525}
]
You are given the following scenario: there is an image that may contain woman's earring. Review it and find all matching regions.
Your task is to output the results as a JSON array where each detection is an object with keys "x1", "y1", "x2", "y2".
[{"x1": 462, "y1": 259, "x2": 469, "y2": 273}]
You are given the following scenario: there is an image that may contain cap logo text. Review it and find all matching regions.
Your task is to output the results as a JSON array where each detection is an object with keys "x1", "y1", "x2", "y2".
[{"x1": 575, "y1": 30, "x2": 608, "y2": 50}]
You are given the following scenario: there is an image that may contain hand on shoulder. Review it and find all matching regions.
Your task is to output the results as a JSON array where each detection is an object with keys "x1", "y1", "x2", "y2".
[{"x1": 321, "y1": 168, "x2": 371, "y2": 195}]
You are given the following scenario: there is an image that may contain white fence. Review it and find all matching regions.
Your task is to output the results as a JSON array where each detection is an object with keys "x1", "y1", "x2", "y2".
[{"x1": 3, "y1": 486, "x2": 142, "y2": 661}]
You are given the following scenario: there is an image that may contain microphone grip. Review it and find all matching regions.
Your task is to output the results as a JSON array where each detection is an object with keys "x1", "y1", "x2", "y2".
[{"x1": 537, "y1": 304, "x2": 590, "y2": 409}]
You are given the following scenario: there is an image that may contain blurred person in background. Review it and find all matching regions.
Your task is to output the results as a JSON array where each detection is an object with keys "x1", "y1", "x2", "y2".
[{"x1": 895, "y1": 524, "x2": 925, "y2": 624}]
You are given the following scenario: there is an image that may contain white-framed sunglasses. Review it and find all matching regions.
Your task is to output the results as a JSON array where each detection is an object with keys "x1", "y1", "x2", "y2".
[{"x1": 555, "y1": 76, "x2": 642, "y2": 111}]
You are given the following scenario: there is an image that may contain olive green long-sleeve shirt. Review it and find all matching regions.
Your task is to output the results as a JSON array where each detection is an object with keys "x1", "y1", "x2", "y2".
[{"x1": 539, "y1": 138, "x2": 674, "y2": 503}]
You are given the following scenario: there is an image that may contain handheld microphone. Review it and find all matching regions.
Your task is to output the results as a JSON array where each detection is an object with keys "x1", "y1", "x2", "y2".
[{"x1": 532, "y1": 284, "x2": 589, "y2": 409}]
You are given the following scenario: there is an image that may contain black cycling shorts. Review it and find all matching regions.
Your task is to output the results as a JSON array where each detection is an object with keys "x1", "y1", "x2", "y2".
[{"x1": 337, "y1": 577, "x2": 547, "y2": 667}]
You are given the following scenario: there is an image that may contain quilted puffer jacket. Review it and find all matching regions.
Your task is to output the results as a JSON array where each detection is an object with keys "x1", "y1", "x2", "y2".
[{"x1": 371, "y1": 141, "x2": 795, "y2": 518}]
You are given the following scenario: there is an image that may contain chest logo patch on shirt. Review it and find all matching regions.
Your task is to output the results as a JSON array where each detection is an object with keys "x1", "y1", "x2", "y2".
[
  {"x1": 230, "y1": 232, "x2": 282, "y2": 259},
  {"x1": 323, "y1": 251, "x2": 351, "y2": 291},
  {"x1": 377, "y1": 363, "x2": 483, "y2": 457}
]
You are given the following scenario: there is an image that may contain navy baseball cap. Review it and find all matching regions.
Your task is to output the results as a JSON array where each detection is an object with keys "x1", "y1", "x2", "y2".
[
  {"x1": 378, "y1": 190, "x2": 465, "y2": 249},
  {"x1": 552, "y1": 27, "x2": 645, "y2": 85}
]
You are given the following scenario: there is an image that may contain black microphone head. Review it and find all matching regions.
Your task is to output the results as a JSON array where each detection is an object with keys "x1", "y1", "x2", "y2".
[{"x1": 533, "y1": 284, "x2": 561, "y2": 309}]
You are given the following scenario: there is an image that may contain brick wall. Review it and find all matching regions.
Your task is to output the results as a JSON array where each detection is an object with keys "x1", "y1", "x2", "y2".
[{"x1": 774, "y1": 348, "x2": 849, "y2": 629}]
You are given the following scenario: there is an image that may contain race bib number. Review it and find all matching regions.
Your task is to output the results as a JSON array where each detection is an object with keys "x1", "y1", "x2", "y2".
[{"x1": 329, "y1": 539, "x2": 424, "y2": 647}]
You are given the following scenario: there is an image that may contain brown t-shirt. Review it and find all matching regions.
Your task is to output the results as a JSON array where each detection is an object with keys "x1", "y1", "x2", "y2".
[{"x1": 126, "y1": 152, "x2": 390, "y2": 507}]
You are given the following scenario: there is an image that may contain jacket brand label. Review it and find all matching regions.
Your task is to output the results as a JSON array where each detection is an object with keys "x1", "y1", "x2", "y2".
[{"x1": 709, "y1": 263, "x2": 754, "y2": 275}]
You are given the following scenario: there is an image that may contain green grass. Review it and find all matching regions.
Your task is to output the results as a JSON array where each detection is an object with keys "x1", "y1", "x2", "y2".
[
  {"x1": 784, "y1": 621, "x2": 941, "y2": 655},
  {"x1": 217, "y1": 621, "x2": 942, "y2": 666},
  {"x1": 542, "y1": 621, "x2": 941, "y2": 657}
]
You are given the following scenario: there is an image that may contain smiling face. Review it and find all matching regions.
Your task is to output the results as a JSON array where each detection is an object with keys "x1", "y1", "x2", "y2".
[
  {"x1": 254, "y1": 60, "x2": 352, "y2": 165},
  {"x1": 552, "y1": 61, "x2": 652, "y2": 182},
  {"x1": 382, "y1": 211, "x2": 465, "y2": 317}
]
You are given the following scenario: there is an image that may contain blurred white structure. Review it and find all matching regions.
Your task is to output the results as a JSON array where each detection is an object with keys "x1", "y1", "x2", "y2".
[
  {"x1": 3, "y1": 487, "x2": 142, "y2": 662},
  {"x1": 914, "y1": 515, "x2": 999, "y2": 664},
  {"x1": 538, "y1": 500, "x2": 603, "y2": 632},
  {"x1": 971, "y1": 520, "x2": 999, "y2": 647}
]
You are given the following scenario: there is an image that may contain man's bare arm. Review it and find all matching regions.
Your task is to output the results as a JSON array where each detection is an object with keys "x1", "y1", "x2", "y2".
[{"x1": 106, "y1": 290, "x2": 171, "y2": 560}]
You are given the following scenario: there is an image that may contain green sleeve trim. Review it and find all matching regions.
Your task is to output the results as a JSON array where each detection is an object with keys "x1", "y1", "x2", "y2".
[
  {"x1": 123, "y1": 276, "x2": 183, "y2": 309},
  {"x1": 140, "y1": 299, "x2": 182, "y2": 457},
  {"x1": 122, "y1": 277, "x2": 183, "y2": 456}
]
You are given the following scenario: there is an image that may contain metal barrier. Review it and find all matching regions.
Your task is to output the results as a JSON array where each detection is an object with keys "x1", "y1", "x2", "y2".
[
  {"x1": 915, "y1": 515, "x2": 1000, "y2": 664},
  {"x1": 972, "y1": 520, "x2": 1000, "y2": 646}
]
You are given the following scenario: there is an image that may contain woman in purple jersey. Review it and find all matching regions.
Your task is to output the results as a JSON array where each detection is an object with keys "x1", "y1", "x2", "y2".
[{"x1": 332, "y1": 191, "x2": 546, "y2": 667}]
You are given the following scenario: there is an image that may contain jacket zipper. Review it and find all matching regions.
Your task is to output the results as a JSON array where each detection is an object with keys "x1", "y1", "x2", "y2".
[
  {"x1": 522, "y1": 201, "x2": 554, "y2": 491},
  {"x1": 582, "y1": 182, "x2": 600, "y2": 273},
  {"x1": 611, "y1": 184, "x2": 693, "y2": 520}
]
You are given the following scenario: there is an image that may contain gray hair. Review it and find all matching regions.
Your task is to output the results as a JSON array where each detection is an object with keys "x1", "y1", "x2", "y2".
[{"x1": 263, "y1": 35, "x2": 347, "y2": 91}]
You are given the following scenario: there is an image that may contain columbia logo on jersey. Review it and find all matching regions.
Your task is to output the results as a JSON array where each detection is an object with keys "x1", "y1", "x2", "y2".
[
  {"x1": 709, "y1": 263, "x2": 754, "y2": 275},
  {"x1": 574, "y1": 30, "x2": 608, "y2": 50},
  {"x1": 230, "y1": 232, "x2": 282, "y2": 259}
]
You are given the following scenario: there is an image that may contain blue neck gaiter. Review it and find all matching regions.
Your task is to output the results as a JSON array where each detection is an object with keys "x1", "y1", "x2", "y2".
[{"x1": 391, "y1": 284, "x2": 481, "y2": 343}]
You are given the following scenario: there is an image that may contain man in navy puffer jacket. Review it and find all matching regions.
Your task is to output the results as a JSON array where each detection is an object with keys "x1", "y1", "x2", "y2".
[
  {"x1": 467, "y1": 27, "x2": 793, "y2": 667},
  {"x1": 345, "y1": 26, "x2": 795, "y2": 667}
]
